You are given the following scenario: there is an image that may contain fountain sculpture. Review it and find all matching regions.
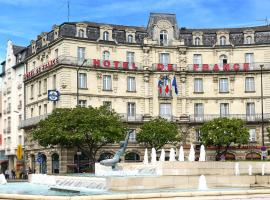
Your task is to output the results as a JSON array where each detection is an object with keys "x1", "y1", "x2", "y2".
[
  {"x1": 143, "y1": 148, "x2": 149, "y2": 165},
  {"x1": 169, "y1": 148, "x2": 176, "y2": 161},
  {"x1": 151, "y1": 148, "x2": 157, "y2": 164},
  {"x1": 178, "y1": 146, "x2": 184, "y2": 161},
  {"x1": 159, "y1": 149, "x2": 165, "y2": 162},
  {"x1": 188, "y1": 144, "x2": 195, "y2": 161},
  {"x1": 199, "y1": 145, "x2": 206, "y2": 161}
]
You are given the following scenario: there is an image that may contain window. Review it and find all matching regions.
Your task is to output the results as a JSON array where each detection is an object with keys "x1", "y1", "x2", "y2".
[
  {"x1": 77, "y1": 47, "x2": 85, "y2": 62},
  {"x1": 159, "y1": 103, "x2": 171, "y2": 120},
  {"x1": 38, "y1": 81, "x2": 41, "y2": 95},
  {"x1": 33, "y1": 61, "x2": 36, "y2": 67},
  {"x1": 194, "y1": 103, "x2": 204, "y2": 121},
  {"x1": 126, "y1": 51, "x2": 135, "y2": 67},
  {"x1": 219, "y1": 54, "x2": 228, "y2": 65},
  {"x1": 127, "y1": 102, "x2": 136, "y2": 119},
  {"x1": 103, "y1": 31, "x2": 109, "y2": 41},
  {"x1": 103, "y1": 101, "x2": 112, "y2": 111},
  {"x1": 18, "y1": 115, "x2": 22, "y2": 123},
  {"x1": 31, "y1": 108, "x2": 34, "y2": 117},
  {"x1": 220, "y1": 36, "x2": 226, "y2": 45},
  {"x1": 78, "y1": 73, "x2": 87, "y2": 89},
  {"x1": 52, "y1": 74, "x2": 56, "y2": 90},
  {"x1": 194, "y1": 37, "x2": 200, "y2": 45},
  {"x1": 129, "y1": 129, "x2": 136, "y2": 142},
  {"x1": 160, "y1": 30, "x2": 168, "y2": 45},
  {"x1": 78, "y1": 29, "x2": 84, "y2": 37},
  {"x1": 246, "y1": 103, "x2": 255, "y2": 120},
  {"x1": 38, "y1": 105, "x2": 41, "y2": 115},
  {"x1": 30, "y1": 84, "x2": 34, "y2": 99},
  {"x1": 127, "y1": 76, "x2": 136, "y2": 92},
  {"x1": 78, "y1": 100, "x2": 87, "y2": 108},
  {"x1": 245, "y1": 77, "x2": 255, "y2": 92},
  {"x1": 7, "y1": 117, "x2": 11, "y2": 131},
  {"x1": 249, "y1": 129, "x2": 256, "y2": 142},
  {"x1": 54, "y1": 49, "x2": 58, "y2": 58},
  {"x1": 159, "y1": 53, "x2": 169, "y2": 66},
  {"x1": 43, "y1": 78, "x2": 47, "y2": 93},
  {"x1": 194, "y1": 78, "x2": 203, "y2": 93},
  {"x1": 195, "y1": 129, "x2": 201, "y2": 142},
  {"x1": 246, "y1": 36, "x2": 252, "y2": 44},
  {"x1": 193, "y1": 54, "x2": 202, "y2": 65},
  {"x1": 219, "y1": 78, "x2": 229, "y2": 93},
  {"x1": 127, "y1": 35, "x2": 133, "y2": 43},
  {"x1": 102, "y1": 51, "x2": 110, "y2": 60},
  {"x1": 18, "y1": 135, "x2": 22, "y2": 145},
  {"x1": 44, "y1": 104, "x2": 47, "y2": 114},
  {"x1": 220, "y1": 103, "x2": 229, "y2": 117},
  {"x1": 103, "y1": 75, "x2": 112, "y2": 91},
  {"x1": 245, "y1": 53, "x2": 254, "y2": 69}
]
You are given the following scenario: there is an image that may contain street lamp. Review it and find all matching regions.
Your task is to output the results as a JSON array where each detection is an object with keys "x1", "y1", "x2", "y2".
[
  {"x1": 260, "y1": 64, "x2": 264, "y2": 147},
  {"x1": 76, "y1": 59, "x2": 87, "y2": 107}
]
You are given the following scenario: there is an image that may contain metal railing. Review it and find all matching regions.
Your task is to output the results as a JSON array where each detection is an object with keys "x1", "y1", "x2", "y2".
[
  {"x1": 119, "y1": 114, "x2": 143, "y2": 122},
  {"x1": 158, "y1": 90, "x2": 172, "y2": 98},
  {"x1": 19, "y1": 114, "x2": 49, "y2": 128},
  {"x1": 189, "y1": 114, "x2": 270, "y2": 122},
  {"x1": 151, "y1": 63, "x2": 177, "y2": 71}
]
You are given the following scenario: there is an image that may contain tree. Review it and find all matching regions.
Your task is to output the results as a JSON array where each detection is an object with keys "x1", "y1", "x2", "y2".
[
  {"x1": 31, "y1": 106, "x2": 127, "y2": 164},
  {"x1": 136, "y1": 118, "x2": 180, "y2": 151},
  {"x1": 200, "y1": 118, "x2": 249, "y2": 160}
]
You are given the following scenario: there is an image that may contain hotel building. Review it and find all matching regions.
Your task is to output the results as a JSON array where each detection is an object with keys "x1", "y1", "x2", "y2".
[{"x1": 17, "y1": 13, "x2": 270, "y2": 173}]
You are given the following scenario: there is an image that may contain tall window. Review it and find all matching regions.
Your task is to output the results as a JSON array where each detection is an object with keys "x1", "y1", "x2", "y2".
[
  {"x1": 31, "y1": 108, "x2": 34, "y2": 117},
  {"x1": 195, "y1": 129, "x2": 201, "y2": 142},
  {"x1": 78, "y1": 100, "x2": 87, "y2": 108},
  {"x1": 127, "y1": 35, "x2": 133, "y2": 43},
  {"x1": 78, "y1": 73, "x2": 87, "y2": 88},
  {"x1": 77, "y1": 47, "x2": 85, "y2": 62},
  {"x1": 78, "y1": 29, "x2": 84, "y2": 37},
  {"x1": 220, "y1": 36, "x2": 226, "y2": 45},
  {"x1": 246, "y1": 103, "x2": 255, "y2": 120},
  {"x1": 54, "y1": 49, "x2": 58, "y2": 58},
  {"x1": 103, "y1": 75, "x2": 112, "y2": 91},
  {"x1": 39, "y1": 105, "x2": 42, "y2": 115},
  {"x1": 219, "y1": 78, "x2": 229, "y2": 93},
  {"x1": 103, "y1": 101, "x2": 112, "y2": 111},
  {"x1": 159, "y1": 53, "x2": 169, "y2": 66},
  {"x1": 103, "y1": 31, "x2": 109, "y2": 41},
  {"x1": 245, "y1": 77, "x2": 255, "y2": 92},
  {"x1": 43, "y1": 78, "x2": 47, "y2": 94},
  {"x1": 246, "y1": 36, "x2": 252, "y2": 44},
  {"x1": 127, "y1": 102, "x2": 136, "y2": 119},
  {"x1": 102, "y1": 51, "x2": 110, "y2": 60},
  {"x1": 126, "y1": 51, "x2": 135, "y2": 66},
  {"x1": 38, "y1": 81, "x2": 42, "y2": 95},
  {"x1": 245, "y1": 53, "x2": 254, "y2": 69},
  {"x1": 44, "y1": 104, "x2": 47, "y2": 114},
  {"x1": 30, "y1": 84, "x2": 34, "y2": 99},
  {"x1": 219, "y1": 54, "x2": 228, "y2": 65},
  {"x1": 127, "y1": 76, "x2": 136, "y2": 92},
  {"x1": 249, "y1": 129, "x2": 256, "y2": 142},
  {"x1": 194, "y1": 78, "x2": 203, "y2": 93},
  {"x1": 194, "y1": 37, "x2": 200, "y2": 45},
  {"x1": 194, "y1": 103, "x2": 204, "y2": 121},
  {"x1": 220, "y1": 103, "x2": 229, "y2": 117},
  {"x1": 159, "y1": 103, "x2": 171, "y2": 120},
  {"x1": 193, "y1": 54, "x2": 202, "y2": 65},
  {"x1": 129, "y1": 129, "x2": 136, "y2": 142},
  {"x1": 160, "y1": 30, "x2": 168, "y2": 45},
  {"x1": 52, "y1": 74, "x2": 56, "y2": 90}
]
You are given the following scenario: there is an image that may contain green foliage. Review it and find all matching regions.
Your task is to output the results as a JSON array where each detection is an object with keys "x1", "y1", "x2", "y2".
[
  {"x1": 200, "y1": 117, "x2": 249, "y2": 158},
  {"x1": 136, "y1": 118, "x2": 180, "y2": 150},
  {"x1": 31, "y1": 106, "x2": 127, "y2": 161}
]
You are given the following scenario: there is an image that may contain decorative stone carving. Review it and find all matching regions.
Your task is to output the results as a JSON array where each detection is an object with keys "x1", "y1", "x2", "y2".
[
  {"x1": 157, "y1": 20, "x2": 172, "y2": 29},
  {"x1": 97, "y1": 72, "x2": 102, "y2": 79}
]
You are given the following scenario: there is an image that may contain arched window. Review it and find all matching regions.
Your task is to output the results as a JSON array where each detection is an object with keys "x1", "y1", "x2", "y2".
[
  {"x1": 160, "y1": 30, "x2": 168, "y2": 46},
  {"x1": 102, "y1": 51, "x2": 110, "y2": 60},
  {"x1": 98, "y1": 152, "x2": 114, "y2": 162},
  {"x1": 78, "y1": 29, "x2": 84, "y2": 38},
  {"x1": 51, "y1": 153, "x2": 59, "y2": 174},
  {"x1": 194, "y1": 37, "x2": 200, "y2": 45},
  {"x1": 220, "y1": 36, "x2": 226, "y2": 45},
  {"x1": 127, "y1": 35, "x2": 133, "y2": 43},
  {"x1": 219, "y1": 54, "x2": 228, "y2": 65},
  {"x1": 246, "y1": 36, "x2": 252, "y2": 44},
  {"x1": 125, "y1": 152, "x2": 140, "y2": 162},
  {"x1": 103, "y1": 31, "x2": 109, "y2": 41}
]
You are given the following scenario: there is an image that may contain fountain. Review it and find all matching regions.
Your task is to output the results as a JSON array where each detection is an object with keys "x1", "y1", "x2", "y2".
[
  {"x1": 235, "y1": 163, "x2": 240, "y2": 176},
  {"x1": 159, "y1": 149, "x2": 165, "y2": 162},
  {"x1": 248, "y1": 165, "x2": 252, "y2": 176},
  {"x1": 199, "y1": 145, "x2": 206, "y2": 161},
  {"x1": 169, "y1": 148, "x2": 176, "y2": 161},
  {"x1": 143, "y1": 148, "x2": 149, "y2": 165},
  {"x1": 262, "y1": 164, "x2": 265, "y2": 176},
  {"x1": 188, "y1": 144, "x2": 195, "y2": 161},
  {"x1": 198, "y1": 175, "x2": 208, "y2": 190},
  {"x1": 151, "y1": 148, "x2": 157, "y2": 164},
  {"x1": 0, "y1": 174, "x2": 7, "y2": 185},
  {"x1": 178, "y1": 146, "x2": 184, "y2": 161}
]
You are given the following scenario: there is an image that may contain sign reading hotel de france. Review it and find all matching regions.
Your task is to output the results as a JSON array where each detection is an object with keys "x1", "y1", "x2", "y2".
[{"x1": 23, "y1": 58, "x2": 254, "y2": 81}]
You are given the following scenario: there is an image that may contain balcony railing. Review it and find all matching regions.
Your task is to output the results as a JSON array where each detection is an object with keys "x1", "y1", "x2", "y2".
[
  {"x1": 151, "y1": 63, "x2": 177, "y2": 71},
  {"x1": 189, "y1": 114, "x2": 270, "y2": 123},
  {"x1": 19, "y1": 114, "x2": 49, "y2": 128},
  {"x1": 6, "y1": 127, "x2": 11, "y2": 133},
  {"x1": 120, "y1": 114, "x2": 143, "y2": 122},
  {"x1": 158, "y1": 89, "x2": 172, "y2": 98}
]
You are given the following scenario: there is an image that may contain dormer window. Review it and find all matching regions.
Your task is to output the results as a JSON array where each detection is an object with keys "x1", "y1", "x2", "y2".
[
  {"x1": 160, "y1": 30, "x2": 168, "y2": 46},
  {"x1": 127, "y1": 35, "x2": 133, "y2": 43},
  {"x1": 103, "y1": 31, "x2": 109, "y2": 41},
  {"x1": 194, "y1": 37, "x2": 200, "y2": 46},
  {"x1": 103, "y1": 51, "x2": 110, "y2": 60},
  {"x1": 220, "y1": 36, "x2": 226, "y2": 45},
  {"x1": 78, "y1": 29, "x2": 84, "y2": 38},
  {"x1": 246, "y1": 36, "x2": 252, "y2": 44}
]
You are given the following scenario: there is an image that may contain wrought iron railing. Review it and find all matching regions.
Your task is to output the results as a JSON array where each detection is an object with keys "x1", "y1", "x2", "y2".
[
  {"x1": 19, "y1": 114, "x2": 49, "y2": 128},
  {"x1": 119, "y1": 113, "x2": 143, "y2": 122},
  {"x1": 189, "y1": 114, "x2": 270, "y2": 122}
]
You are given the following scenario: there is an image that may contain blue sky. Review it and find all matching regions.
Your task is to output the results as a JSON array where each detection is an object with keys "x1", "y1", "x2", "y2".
[{"x1": 0, "y1": 0, "x2": 270, "y2": 61}]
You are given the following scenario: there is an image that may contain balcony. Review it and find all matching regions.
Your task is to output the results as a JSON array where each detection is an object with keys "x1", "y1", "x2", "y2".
[
  {"x1": 6, "y1": 127, "x2": 11, "y2": 133},
  {"x1": 158, "y1": 89, "x2": 172, "y2": 98},
  {"x1": 19, "y1": 114, "x2": 49, "y2": 128},
  {"x1": 120, "y1": 114, "x2": 143, "y2": 122},
  {"x1": 6, "y1": 107, "x2": 11, "y2": 114},
  {"x1": 189, "y1": 114, "x2": 270, "y2": 123}
]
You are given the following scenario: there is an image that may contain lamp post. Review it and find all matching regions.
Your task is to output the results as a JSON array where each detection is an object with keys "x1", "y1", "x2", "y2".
[
  {"x1": 260, "y1": 64, "x2": 265, "y2": 147},
  {"x1": 76, "y1": 59, "x2": 87, "y2": 107}
]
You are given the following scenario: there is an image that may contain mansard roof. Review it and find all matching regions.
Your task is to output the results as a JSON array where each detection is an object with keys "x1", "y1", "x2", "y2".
[{"x1": 12, "y1": 45, "x2": 26, "y2": 55}]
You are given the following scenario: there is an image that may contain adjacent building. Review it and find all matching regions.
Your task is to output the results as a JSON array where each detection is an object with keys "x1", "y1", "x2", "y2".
[{"x1": 13, "y1": 13, "x2": 270, "y2": 173}]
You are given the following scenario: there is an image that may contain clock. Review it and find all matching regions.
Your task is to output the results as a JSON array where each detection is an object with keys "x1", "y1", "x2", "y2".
[{"x1": 48, "y1": 90, "x2": 60, "y2": 101}]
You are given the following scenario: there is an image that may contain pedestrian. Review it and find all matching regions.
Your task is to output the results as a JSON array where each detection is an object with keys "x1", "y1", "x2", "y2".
[
  {"x1": 4, "y1": 169, "x2": 9, "y2": 179},
  {"x1": 11, "y1": 169, "x2": 16, "y2": 179}
]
